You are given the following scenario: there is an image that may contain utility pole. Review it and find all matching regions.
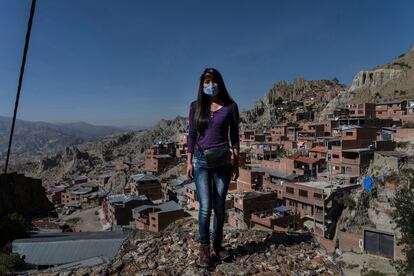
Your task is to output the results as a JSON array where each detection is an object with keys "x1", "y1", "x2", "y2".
[
  {"x1": 4, "y1": 0, "x2": 37, "y2": 174},
  {"x1": 322, "y1": 200, "x2": 325, "y2": 237}
]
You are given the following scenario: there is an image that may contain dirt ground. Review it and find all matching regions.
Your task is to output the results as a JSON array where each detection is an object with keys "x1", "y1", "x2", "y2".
[
  {"x1": 337, "y1": 251, "x2": 398, "y2": 276},
  {"x1": 62, "y1": 206, "x2": 104, "y2": 232}
]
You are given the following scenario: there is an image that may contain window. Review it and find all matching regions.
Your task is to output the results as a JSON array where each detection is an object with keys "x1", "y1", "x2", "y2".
[
  {"x1": 314, "y1": 193, "x2": 322, "y2": 199},
  {"x1": 286, "y1": 187, "x2": 294, "y2": 194},
  {"x1": 345, "y1": 132, "x2": 353, "y2": 136},
  {"x1": 299, "y1": 189, "x2": 308, "y2": 198}
]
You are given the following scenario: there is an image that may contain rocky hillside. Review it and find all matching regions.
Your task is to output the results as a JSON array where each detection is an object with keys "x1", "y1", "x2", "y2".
[
  {"x1": 0, "y1": 117, "x2": 126, "y2": 164},
  {"x1": 240, "y1": 78, "x2": 347, "y2": 130},
  {"x1": 38, "y1": 217, "x2": 342, "y2": 276},
  {"x1": 320, "y1": 45, "x2": 414, "y2": 119},
  {"x1": 348, "y1": 45, "x2": 414, "y2": 103},
  {"x1": 8, "y1": 116, "x2": 188, "y2": 189}
]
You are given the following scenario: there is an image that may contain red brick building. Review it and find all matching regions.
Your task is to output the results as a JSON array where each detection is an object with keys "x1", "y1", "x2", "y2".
[
  {"x1": 129, "y1": 173, "x2": 162, "y2": 200},
  {"x1": 103, "y1": 194, "x2": 152, "y2": 226},
  {"x1": 250, "y1": 205, "x2": 301, "y2": 232},
  {"x1": 376, "y1": 100, "x2": 407, "y2": 119},
  {"x1": 185, "y1": 182, "x2": 199, "y2": 210},
  {"x1": 133, "y1": 200, "x2": 184, "y2": 232},
  {"x1": 346, "y1": 103, "x2": 376, "y2": 119},
  {"x1": 228, "y1": 190, "x2": 278, "y2": 229}
]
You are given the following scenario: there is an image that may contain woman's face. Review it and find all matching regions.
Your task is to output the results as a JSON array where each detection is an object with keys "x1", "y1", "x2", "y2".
[{"x1": 203, "y1": 73, "x2": 217, "y2": 88}]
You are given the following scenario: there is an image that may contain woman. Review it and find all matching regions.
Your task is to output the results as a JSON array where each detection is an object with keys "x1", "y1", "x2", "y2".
[{"x1": 186, "y1": 68, "x2": 240, "y2": 267}]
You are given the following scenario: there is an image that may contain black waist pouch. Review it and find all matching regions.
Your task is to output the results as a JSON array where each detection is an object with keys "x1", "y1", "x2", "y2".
[{"x1": 198, "y1": 142, "x2": 232, "y2": 169}]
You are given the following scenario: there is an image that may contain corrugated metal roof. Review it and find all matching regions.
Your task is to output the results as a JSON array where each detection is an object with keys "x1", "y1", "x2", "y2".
[
  {"x1": 133, "y1": 201, "x2": 182, "y2": 214},
  {"x1": 184, "y1": 182, "x2": 196, "y2": 191},
  {"x1": 132, "y1": 204, "x2": 157, "y2": 213},
  {"x1": 108, "y1": 193, "x2": 148, "y2": 204},
  {"x1": 12, "y1": 231, "x2": 129, "y2": 266},
  {"x1": 158, "y1": 201, "x2": 182, "y2": 213},
  {"x1": 130, "y1": 173, "x2": 158, "y2": 182}
]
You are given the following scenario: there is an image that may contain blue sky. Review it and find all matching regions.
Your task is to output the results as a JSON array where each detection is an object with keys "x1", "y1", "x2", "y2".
[{"x1": 0, "y1": 0, "x2": 413, "y2": 127}]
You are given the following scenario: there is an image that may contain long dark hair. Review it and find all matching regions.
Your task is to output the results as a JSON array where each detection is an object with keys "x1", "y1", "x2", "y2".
[{"x1": 193, "y1": 68, "x2": 234, "y2": 134}]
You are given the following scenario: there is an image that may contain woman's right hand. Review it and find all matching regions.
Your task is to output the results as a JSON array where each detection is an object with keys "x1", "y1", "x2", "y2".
[{"x1": 187, "y1": 163, "x2": 194, "y2": 180}]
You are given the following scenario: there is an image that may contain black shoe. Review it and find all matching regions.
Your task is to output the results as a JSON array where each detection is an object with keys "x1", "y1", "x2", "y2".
[
  {"x1": 198, "y1": 243, "x2": 212, "y2": 267},
  {"x1": 212, "y1": 243, "x2": 231, "y2": 261}
]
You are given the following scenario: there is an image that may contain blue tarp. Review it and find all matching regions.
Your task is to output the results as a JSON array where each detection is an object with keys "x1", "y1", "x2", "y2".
[
  {"x1": 364, "y1": 176, "x2": 374, "y2": 191},
  {"x1": 274, "y1": 205, "x2": 290, "y2": 213}
]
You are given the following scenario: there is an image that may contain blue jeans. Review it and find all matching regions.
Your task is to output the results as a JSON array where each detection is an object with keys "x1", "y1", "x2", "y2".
[{"x1": 193, "y1": 146, "x2": 232, "y2": 246}]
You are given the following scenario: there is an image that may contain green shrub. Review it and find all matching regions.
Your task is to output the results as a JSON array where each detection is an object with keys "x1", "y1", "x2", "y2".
[
  {"x1": 391, "y1": 186, "x2": 414, "y2": 275},
  {"x1": 0, "y1": 253, "x2": 23, "y2": 275},
  {"x1": 0, "y1": 213, "x2": 30, "y2": 248}
]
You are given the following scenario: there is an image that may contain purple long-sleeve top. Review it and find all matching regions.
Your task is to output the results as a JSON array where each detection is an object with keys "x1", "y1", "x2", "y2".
[{"x1": 187, "y1": 100, "x2": 240, "y2": 154}]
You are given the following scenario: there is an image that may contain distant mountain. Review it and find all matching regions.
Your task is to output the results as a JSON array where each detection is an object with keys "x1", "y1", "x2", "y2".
[
  {"x1": 9, "y1": 115, "x2": 187, "y2": 189},
  {"x1": 116, "y1": 124, "x2": 153, "y2": 131},
  {"x1": 0, "y1": 116, "x2": 126, "y2": 163}
]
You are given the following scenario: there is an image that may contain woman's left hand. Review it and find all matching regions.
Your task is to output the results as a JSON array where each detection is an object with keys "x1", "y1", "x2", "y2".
[{"x1": 231, "y1": 164, "x2": 239, "y2": 181}]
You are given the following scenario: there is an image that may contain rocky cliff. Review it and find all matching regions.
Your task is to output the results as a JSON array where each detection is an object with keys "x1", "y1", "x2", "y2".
[
  {"x1": 38, "y1": 217, "x2": 342, "y2": 276},
  {"x1": 320, "y1": 45, "x2": 414, "y2": 119}
]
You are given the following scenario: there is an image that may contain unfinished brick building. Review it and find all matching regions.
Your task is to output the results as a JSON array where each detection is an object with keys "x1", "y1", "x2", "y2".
[
  {"x1": 133, "y1": 200, "x2": 184, "y2": 232},
  {"x1": 228, "y1": 190, "x2": 278, "y2": 229},
  {"x1": 129, "y1": 173, "x2": 162, "y2": 200}
]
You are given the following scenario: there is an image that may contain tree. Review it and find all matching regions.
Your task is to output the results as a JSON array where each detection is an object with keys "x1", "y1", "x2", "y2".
[
  {"x1": 391, "y1": 186, "x2": 414, "y2": 275},
  {"x1": 0, "y1": 213, "x2": 30, "y2": 248}
]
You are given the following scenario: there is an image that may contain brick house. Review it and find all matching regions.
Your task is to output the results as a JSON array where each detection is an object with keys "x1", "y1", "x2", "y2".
[
  {"x1": 132, "y1": 200, "x2": 184, "y2": 232},
  {"x1": 394, "y1": 127, "x2": 414, "y2": 142},
  {"x1": 71, "y1": 175, "x2": 88, "y2": 186},
  {"x1": 185, "y1": 182, "x2": 199, "y2": 209},
  {"x1": 281, "y1": 181, "x2": 358, "y2": 238},
  {"x1": 47, "y1": 185, "x2": 66, "y2": 205},
  {"x1": 61, "y1": 182, "x2": 99, "y2": 206},
  {"x1": 376, "y1": 100, "x2": 407, "y2": 119},
  {"x1": 129, "y1": 173, "x2": 162, "y2": 200},
  {"x1": 346, "y1": 103, "x2": 376, "y2": 119},
  {"x1": 250, "y1": 205, "x2": 301, "y2": 232},
  {"x1": 103, "y1": 194, "x2": 152, "y2": 226},
  {"x1": 297, "y1": 123, "x2": 325, "y2": 142},
  {"x1": 236, "y1": 166, "x2": 265, "y2": 191},
  {"x1": 228, "y1": 190, "x2": 278, "y2": 229},
  {"x1": 144, "y1": 142, "x2": 177, "y2": 174},
  {"x1": 250, "y1": 142, "x2": 280, "y2": 161},
  {"x1": 239, "y1": 130, "x2": 265, "y2": 147},
  {"x1": 338, "y1": 228, "x2": 404, "y2": 260}
]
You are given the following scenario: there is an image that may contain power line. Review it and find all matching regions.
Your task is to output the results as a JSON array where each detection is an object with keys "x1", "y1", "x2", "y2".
[{"x1": 4, "y1": 0, "x2": 37, "y2": 174}]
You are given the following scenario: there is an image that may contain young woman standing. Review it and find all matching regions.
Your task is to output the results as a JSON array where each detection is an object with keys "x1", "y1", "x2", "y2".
[{"x1": 186, "y1": 68, "x2": 240, "y2": 267}]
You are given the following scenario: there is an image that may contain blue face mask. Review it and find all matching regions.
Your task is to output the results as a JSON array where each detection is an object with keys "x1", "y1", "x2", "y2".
[{"x1": 203, "y1": 83, "x2": 218, "y2": 95}]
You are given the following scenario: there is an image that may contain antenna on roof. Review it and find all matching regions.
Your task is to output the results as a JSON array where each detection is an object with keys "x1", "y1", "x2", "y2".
[{"x1": 4, "y1": 0, "x2": 37, "y2": 174}]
